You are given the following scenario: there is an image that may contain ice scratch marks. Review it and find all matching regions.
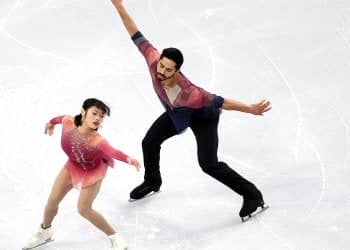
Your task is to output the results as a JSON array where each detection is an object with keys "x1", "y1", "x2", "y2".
[
  {"x1": 336, "y1": 7, "x2": 350, "y2": 51},
  {"x1": 221, "y1": 13, "x2": 326, "y2": 248},
  {"x1": 329, "y1": 104, "x2": 350, "y2": 170},
  {"x1": 257, "y1": 46, "x2": 303, "y2": 163},
  {"x1": 148, "y1": 0, "x2": 217, "y2": 91},
  {"x1": 342, "y1": 119, "x2": 350, "y2": 169},
  {"x1": 256, "y1": 40, "x2": 327, "y2": 222},
  {"x1": 302, "y1": 138, "x2": 326, "y2": 220},
  {"x1": 1, "y1": 28, "x2": 73, "y2": 65},
  {"x1": 147, "y1": 0, "x2": 159, "y2": 24},
  {"x1": 337, "y1": 29, "x2": 350, "y2": 50},
  {"x1": 257, "y1": 218, "x2": 296, "y2": 250},
  {"x1": 0, "y1": 0, "x2": 23, "y2": 29},
  {"x1": 327, "y1": 9, "x2": 350, "y2": 166},
  {"x1": 173, "y1": 17, "x2": 217, "y2": 91},
  {"x1": 220, "y1": 153, "x2": 271, "y2": 177}
]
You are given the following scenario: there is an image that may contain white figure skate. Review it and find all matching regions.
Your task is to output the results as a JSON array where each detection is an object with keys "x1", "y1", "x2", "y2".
[
  {"x1": 22, "y1": 226, "x2": 53, "y2": 249},
  {"x1": 108, "y1": 233, "x2": 127, "y2": 250}
]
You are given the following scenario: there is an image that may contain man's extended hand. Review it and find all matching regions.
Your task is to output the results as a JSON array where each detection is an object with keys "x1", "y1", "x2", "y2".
[
  {"x1": 248, "y1": 99, "x2": 271, "y2": 115},
  {"x1": 110, "y1": 0, "x2": 138, "y2": 36},
  {"x1": 111, "y1": 0, "x2": 122, "y2": 7}
]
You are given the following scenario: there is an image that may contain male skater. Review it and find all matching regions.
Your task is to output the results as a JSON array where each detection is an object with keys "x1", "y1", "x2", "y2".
[{"x1": 110, "y1": 0, "x2": 271, "y2": 221}]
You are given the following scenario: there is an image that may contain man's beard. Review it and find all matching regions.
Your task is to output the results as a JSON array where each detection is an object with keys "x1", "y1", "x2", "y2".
[{"x1": 157, "y1": 72, "x2": 175, "y2": 81}]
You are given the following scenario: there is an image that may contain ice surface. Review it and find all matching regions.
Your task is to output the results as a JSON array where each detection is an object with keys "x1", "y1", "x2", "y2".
[{"x1": 1, "y1": 0, "x2": 350, "y2": 249}]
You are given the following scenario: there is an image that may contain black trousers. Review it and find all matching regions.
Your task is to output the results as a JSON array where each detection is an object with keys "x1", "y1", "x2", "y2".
[{"x1": 142, "y1": 112, "x2": 260, "y2": 199}]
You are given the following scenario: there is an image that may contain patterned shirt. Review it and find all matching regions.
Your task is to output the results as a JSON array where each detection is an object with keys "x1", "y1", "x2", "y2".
[{"x1": 132, "y1": 31, "x2": 224, "y2": 133}]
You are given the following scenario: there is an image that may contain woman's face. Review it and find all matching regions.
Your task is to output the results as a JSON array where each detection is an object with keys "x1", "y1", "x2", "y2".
[{"x1": 82, "y1": 106, "x2": 105, "y2": 130}]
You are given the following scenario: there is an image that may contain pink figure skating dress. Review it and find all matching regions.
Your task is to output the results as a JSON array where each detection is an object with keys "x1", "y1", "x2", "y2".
[{"x1": 49, "y1": 115, "x2": 129, "y2": 188}]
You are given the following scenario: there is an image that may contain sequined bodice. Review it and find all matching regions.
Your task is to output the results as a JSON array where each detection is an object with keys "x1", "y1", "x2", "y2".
[{"x1": 61, "y1": 128, "x2": 102, "y2": 170}]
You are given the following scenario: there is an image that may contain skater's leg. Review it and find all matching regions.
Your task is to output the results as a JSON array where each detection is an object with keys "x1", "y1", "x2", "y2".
[
  {"x1": 43, "y1": 168, "x2": 73, "y2": 227},
  {"x1": 77, "y1": 180, "x2": 127, "y2": 249},
  {"x1": 130, "y1": 112, "x2": 177, "y2": 199},
  {"x1": 142, "y1": 112, "x2": 177, "y2": 181},
  {"x1": 190, "y1": 117, "x2": 261, "y2": 199},
  {"x1": 23, "y1": 168, "x2": 72, "y2": 249},
  {"x1": 77, "y1": 180, "x2": 115, "y2": 236}
]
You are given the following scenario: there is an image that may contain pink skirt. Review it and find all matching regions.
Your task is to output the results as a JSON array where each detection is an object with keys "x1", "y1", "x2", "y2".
[{"x1": 64, "y1": 159, "x2": 109, "y2": 189}]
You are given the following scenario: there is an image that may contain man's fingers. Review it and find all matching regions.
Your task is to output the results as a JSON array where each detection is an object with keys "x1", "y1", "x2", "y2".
[
  {"x1": 257, "y1": 100, "x2": 270, "y2": 107},
  {"x1": 264, "y1": 101, "x2": 270, "y2": 107},
  {"x1": 264, "y1": 106, "x2": 272, "y2": 113},
  {"x1": 251, "y1": 100, "x2": 271, "y2": 115},
  {"x1": 258, "y1": 100, "x2": 271, "y2": 112},
  {"x1": 257, "y1": 100, "x2": 264, "y2": 106}
]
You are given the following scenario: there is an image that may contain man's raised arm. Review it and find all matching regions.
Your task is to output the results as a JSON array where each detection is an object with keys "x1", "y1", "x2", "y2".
[{"x1": 111, "y1": 0, "x2": 138, "y2": 36}]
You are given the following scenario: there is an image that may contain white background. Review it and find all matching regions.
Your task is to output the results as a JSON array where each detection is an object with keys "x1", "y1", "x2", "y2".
[{"x1": 1, "y1": 0, "x2": 350, "y2": 249}]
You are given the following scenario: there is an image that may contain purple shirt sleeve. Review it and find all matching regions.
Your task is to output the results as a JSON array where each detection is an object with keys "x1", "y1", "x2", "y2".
[
  {"x1": 215, "y1": 96, "x2": 225, "y2": 108},
  {"x1": 131, "y1": 31, "x2": 160, "y2": 67}
]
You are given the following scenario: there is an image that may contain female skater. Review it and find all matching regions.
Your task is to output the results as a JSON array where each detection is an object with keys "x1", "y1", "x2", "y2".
[{"x1": 23, "y1": 98, "x2": 140, "y2": 250}]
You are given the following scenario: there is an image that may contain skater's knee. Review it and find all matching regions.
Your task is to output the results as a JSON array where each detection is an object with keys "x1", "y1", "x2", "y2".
[
  {"x1": 142, "y1": 136, "x2": 161, "y2": 151},
  {"x1": 142, "y1": 137, "x2": 152, "y2": 149},
  {"x1": 198, "y1": 160, "x2": 216, "y2": 174},
  {"x1": 77, "y1": 204, "x2": 91, "y2": 218}
]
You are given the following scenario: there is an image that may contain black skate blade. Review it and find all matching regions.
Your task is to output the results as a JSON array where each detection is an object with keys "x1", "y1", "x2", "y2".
[
  {"x1": 241, "y1": 204, "x2": 269, "y2": 223},
  {"x1": 22, "y1": 238, "x2": 54, "y2": 250},
  {"x1": 128, "y1": 190, "x2": 161, "y2": 202}
]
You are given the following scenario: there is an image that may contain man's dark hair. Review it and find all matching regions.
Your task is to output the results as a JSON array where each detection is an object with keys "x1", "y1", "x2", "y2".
[{"x1": 160, "y1": 47, "x2": 184, "y2": 70}]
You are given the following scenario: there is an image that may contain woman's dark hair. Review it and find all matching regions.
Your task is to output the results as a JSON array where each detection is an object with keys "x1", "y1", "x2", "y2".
[
  {"x1": 74, "y1": 98, "x2": 110, "y2": 127},
  {"x1": 160, "y1": 47, "x2": 184, "y2": 70}
]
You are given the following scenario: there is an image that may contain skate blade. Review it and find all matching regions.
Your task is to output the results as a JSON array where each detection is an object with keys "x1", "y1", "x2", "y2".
[
  {"x1": 128, "y1": 190, "x2": 161, "y2": 202},
  {"x1": 22, "y1": 238, "x2": 54, "y2": 250},
  {"x1": 241, "y1": 205, "x2": 269, "y2": 223}
]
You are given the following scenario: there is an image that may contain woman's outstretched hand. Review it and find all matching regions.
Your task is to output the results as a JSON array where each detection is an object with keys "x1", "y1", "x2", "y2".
[
  {"x1": 44, "y1": 122, "x2": 55, "y2": 136},
  {"x1": 127, "y1": 157, "x2": 141, "y2": 171}
]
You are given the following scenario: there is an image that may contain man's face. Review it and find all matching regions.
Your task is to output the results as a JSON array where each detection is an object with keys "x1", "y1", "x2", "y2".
[{"x1": 156, "y1": 57, "x2": 177, "y2": 81}]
